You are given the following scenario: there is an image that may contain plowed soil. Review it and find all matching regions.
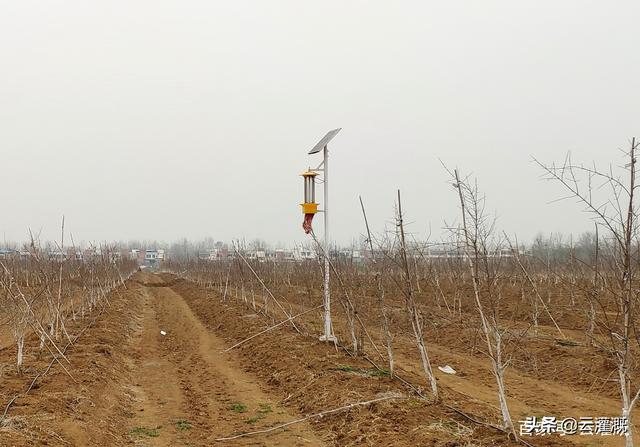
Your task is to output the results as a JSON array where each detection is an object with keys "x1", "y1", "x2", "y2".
[{"x1": 0, "y1": 272, "x2": 600, "y2": 446}]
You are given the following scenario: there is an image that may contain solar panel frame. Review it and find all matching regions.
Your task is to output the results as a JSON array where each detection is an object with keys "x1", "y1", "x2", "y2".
[{"x1": 308, "y1": 128, "x2": 342, "y2": 154}]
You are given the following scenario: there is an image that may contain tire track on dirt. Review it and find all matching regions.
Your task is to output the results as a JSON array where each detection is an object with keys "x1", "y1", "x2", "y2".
[{"x1": 127, "y1": 276, "x2": 324, "y2": 446}]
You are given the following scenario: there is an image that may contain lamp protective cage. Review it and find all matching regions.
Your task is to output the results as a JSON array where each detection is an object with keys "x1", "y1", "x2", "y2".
[{"x1": 301, "y1": 171, "x2": 318, "y2": 214}]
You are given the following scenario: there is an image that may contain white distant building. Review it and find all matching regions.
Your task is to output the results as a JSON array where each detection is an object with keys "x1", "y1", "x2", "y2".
[
  {"x1": 130, "y1": 249, "x2": 141, "y2": 260},
  {"x1": 293, "y1": 247, "x2": 316, "y2": 261},
  {"x1": 247, "y1": 250, "x2": 267, "y2": 262},
  {"x1": 339, "y1": 249, "x2": 362, "y2": 262},
  {"x1": 198, "y1": 249, "x2": 218, "y2": 261},
  {"x1": 144, "y1": 249, "x2": 165, "y2": 267}
]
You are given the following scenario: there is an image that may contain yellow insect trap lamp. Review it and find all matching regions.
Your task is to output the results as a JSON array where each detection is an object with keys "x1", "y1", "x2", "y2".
[{"x1": 301, "y1": 170, "x2": 318, "y2": 234}]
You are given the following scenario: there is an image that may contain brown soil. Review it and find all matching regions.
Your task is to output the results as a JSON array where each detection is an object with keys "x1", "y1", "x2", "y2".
[
  {"x1": 0, "y1": 272, "x2": 603, "y2": 446},
  {"x1": 173, "y1": 275, "x2": 633, "y2": 447}
]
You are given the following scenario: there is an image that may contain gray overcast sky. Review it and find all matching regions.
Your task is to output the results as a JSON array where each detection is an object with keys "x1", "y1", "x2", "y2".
[{"x1": 1, "y1": 1, "x2": 639, "y2": 246}]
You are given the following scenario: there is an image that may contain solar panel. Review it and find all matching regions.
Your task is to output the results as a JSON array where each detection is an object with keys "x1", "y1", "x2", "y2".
[{"x1": 308, "y1": 128, "x2": 342, "y2": 154}]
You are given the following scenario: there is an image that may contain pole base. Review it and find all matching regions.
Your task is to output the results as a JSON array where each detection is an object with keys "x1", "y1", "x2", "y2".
[{"x1": 319, "y1": 334, "x2": 337, "y2": 343}]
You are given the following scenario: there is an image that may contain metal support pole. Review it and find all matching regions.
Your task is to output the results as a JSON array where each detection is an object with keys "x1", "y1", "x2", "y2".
[
  {"x1": 320, "y1": 145, "x2": 335, "y2": 342},
  {"x1": 305, "y1": 128, "x2": 341, "y2": 343}
]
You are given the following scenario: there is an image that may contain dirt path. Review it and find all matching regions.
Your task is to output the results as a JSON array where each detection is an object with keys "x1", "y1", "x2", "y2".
[
  {"x1": 0, "y1": 273, "x2": 575, "y2": 446},
  {"x1": 126, "y1": 280, "x2": 324, "y2": 446}
]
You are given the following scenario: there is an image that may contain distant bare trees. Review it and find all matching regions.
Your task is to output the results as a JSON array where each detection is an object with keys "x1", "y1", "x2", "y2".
[{"x1": 0, "y1": 239, "x2": 136, "y2": 378}]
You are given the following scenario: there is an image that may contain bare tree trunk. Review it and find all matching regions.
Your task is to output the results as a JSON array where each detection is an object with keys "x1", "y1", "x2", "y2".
[
  {"x1": 619, "y1": 139, "x2": 636, "y2": 447},
  {"x1": 454, "y1": 169, "x2": 515, "y2": 435},
  {"x1": 359, "y1": 196, "x2": 394, "y2": 373},
  {"x1": 16, "y1": 333, "x2": 24, "y2": 375},
  {"x1": 397, "y1": 190, "x2": 438, "y2": 399},
  {"x1": 587, "y1": 224, "x2": 599, "y2": 346}
]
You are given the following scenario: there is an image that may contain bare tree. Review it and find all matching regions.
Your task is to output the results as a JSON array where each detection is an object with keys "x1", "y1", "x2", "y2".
[
  {"x1": 360, "y1": 196, "x2": 395, "y2": 376},
  {"x1": 450, "y1": 168, "x2": 516, "y2": 435},
  {"x1": 396, "y1": 190, "x2": 438, "y2": 400},
  {"x1": 535, "y1": 138, "x2": 640, "y2": 447}
]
